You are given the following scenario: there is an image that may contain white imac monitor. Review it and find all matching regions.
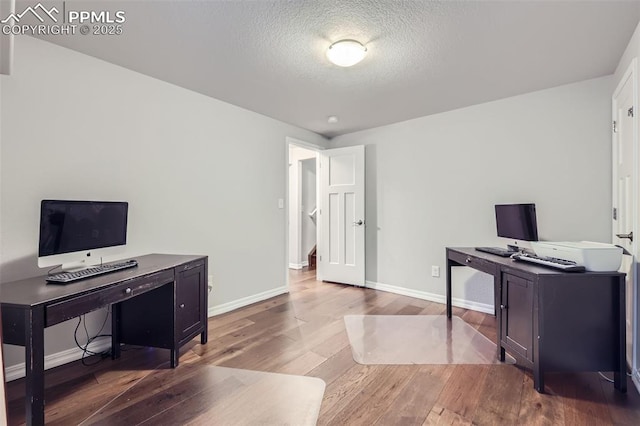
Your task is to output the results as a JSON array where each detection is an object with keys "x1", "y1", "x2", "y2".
[{"x1": 38, "y1": 200, "x2": 128, "y2": 271}]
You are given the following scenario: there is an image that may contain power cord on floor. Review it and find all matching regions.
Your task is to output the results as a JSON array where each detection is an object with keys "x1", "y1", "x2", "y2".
[
  {"x1": 599, "y1": 372, "x2": 614, "y2": 383},
  {"x1": 598, "y1": 371, "x2": 633, "y2": 383}
]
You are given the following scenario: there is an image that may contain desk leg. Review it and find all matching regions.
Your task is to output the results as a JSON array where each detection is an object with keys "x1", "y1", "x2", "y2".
[
  {"x1": 534, "y1": 362, "x2": 545, "y2": 393},
  {"x1": 170, "y1": 349, "x2": 179, "y2": 368},
  {"x1": 615, "y1": 275, "x2": 627, "y2": 393},
  {"x1": 614, "y1": 371, "x2": 627, "y2": 393},
  {"x1": 446, "y1": 258, "x2": 453, "y2": 319},
  {"x1": 111, "y1": 303, "x2": 121, "y2": 360},
  {"x1": 25, "y1": 307, "x2": 45, "y2": 426},
  {"x1": 494, "y1": 273, "x2": 504, "y2": 361}
]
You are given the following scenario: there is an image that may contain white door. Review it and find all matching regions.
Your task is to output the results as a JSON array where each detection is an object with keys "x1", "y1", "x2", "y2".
[
  {"x1": 612, "y1": 59, "x2": 637, "y2": 371},
  {"x1": 318, "y1": 145, "x2": 365, "y2": 286}
]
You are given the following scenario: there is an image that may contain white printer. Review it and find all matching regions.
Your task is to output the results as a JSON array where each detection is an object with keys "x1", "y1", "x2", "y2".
[{"x1": 530, "y1": 241, "x2": 623, "y2": 272}]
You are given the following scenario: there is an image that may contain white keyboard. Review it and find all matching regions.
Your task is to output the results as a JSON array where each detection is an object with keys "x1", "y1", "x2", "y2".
[{"x1": 511, "y1": 253, "x2": 585, "y2": 272}]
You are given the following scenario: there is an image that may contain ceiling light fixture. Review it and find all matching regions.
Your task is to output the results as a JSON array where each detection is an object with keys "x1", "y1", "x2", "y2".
[
  {"x1": 326, "y1": 40, "x2": 367, "y2": 67},
  {"x1": 328, "y1": 116, "x2": 339, "y2": 124}
]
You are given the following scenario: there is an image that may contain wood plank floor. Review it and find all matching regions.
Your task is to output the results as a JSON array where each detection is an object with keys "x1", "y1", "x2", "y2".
[{"x1": 5, "y1": 268, "x2": 640, "y2": 425}]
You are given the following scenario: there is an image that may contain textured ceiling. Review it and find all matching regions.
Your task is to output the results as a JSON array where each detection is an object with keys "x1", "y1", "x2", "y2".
[{"x1": 23, "y1": 0, "x2": 640, "y2": 138}]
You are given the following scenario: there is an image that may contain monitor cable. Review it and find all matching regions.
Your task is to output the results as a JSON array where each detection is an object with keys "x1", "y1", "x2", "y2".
[
  {"x1": 74, "y1": 308, "x2": 111, "y2": 366},
  {"x1": 47, "y1": 264, "x2": 63, "y2": 276}
]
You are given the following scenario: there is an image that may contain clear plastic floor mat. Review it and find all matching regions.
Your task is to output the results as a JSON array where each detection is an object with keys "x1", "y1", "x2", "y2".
[
  {"x1": 344, "y1": 315, "x2": 515, "y2": 365},
  {"x1": 80, "y1": 364, "x2": 326, "y2": 425}
]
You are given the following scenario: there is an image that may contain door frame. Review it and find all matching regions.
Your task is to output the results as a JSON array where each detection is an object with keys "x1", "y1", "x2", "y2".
[
  {"x1": 612, "y1": 57, "x2": 639, "y2": 389},
  {"x1": 285, "y1": 137, "x2": 321, "y2": 287}
]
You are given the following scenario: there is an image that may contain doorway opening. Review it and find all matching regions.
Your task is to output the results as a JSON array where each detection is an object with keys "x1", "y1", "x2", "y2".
[{"x1": 287, "y1": 142, "x2": 319, "y2": 282}]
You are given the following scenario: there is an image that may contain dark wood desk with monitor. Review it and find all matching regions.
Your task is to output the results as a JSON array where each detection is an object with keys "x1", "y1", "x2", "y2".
[
  {"x1": 0, "y1": 253, "x2": 208, "y2": 425},
  {"x1": 446, "y1": 247, "x2": 626, "y2": 394}
]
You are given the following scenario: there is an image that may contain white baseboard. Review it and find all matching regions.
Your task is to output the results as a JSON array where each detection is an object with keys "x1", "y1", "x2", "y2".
[
  {"x1": 208, "y1": 286, "x2": 289, "y2": 317},
  {"x1": 4, "y1": 338, "x2": 111, "y2": 382},
  {"x1": 288, "y1": 261, "x2": 309, "y2": 270},
  {"x1": 365, "y1": 280, "x2": 494, "y2": 315},
  {"x1": 633, "y1": 368, "x2": 640, "y2": 393}
]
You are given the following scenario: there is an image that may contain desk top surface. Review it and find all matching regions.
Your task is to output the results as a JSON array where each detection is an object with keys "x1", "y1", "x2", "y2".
[
  {"x1": 447, "y1": 247, "x2": 625, "y2": 277},
  {"x1": 0, "y1": 253, "x2": 207, "y2": 308}
]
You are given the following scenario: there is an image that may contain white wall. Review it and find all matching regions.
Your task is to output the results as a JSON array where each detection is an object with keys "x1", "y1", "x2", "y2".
[
  {"x1": 0, "y1": 0, "x2": 13, "y2": 75},
  {"x1": 0, "y1": 36, "x2": 328, "y2": 373},
  {"x1": 616, "y1": 22, "x2": 640, "y2": 85},
  {"x1": 331, "y1": 77, "x2": 613, "y2": 311}
]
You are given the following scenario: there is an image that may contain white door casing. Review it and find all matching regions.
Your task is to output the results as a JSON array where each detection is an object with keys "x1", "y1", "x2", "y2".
[
  {"x1": 318, "y1": 145, "x2": 365, "y2": 286},
  {"x1": 612, "y1": 58, "x2": 637, "y2": 375}
]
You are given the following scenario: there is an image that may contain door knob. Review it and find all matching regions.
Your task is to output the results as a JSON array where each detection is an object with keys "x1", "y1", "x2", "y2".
[
  {"x1": 353, "y1": 220, "x2": 364, "y2": 226},
  {"x1": 616, "y1": 231, "x2": 633, "y2": 242}
]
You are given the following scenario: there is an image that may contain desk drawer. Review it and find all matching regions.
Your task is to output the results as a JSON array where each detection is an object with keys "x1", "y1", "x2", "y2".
[
  {"x1": 449, "y1": 251, "x2": 496, "y2": 275},
  {"x1": 45, "y1": 270, "x2": 175, "y2": 326}
]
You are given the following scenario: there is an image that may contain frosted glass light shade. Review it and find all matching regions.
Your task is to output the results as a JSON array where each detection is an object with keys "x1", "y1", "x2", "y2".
[{"x1": 326, "y1": 40, "x2": 367, "y2": 67}]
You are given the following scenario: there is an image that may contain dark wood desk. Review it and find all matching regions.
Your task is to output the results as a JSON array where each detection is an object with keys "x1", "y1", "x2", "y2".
[
  {"x1": 0, "y1": 253, "x2": 208, "y2": 425},
  {"x1": 446, "y1": 247, "x2": 626, "y2": 394}
]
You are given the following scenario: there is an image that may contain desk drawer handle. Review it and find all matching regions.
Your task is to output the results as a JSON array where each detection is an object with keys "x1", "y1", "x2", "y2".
[
  {"x1": 183, "y1": 262, "x2": 203, "y2": 271},
  {"x1": 465, "y1": 257, "x2": 472, "y2": 263},
  {"x1": 179, "y1": 303, "x2": 185, "y2": 309},
  {"x1": 125, "y1": 288, "x2": 132, "y2": 294}
]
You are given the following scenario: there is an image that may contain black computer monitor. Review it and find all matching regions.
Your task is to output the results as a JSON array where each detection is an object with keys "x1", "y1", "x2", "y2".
[
  {"x1": 495, "y1": 203, "x2": 538, "y2": 242},
  {"x1": 38, "y1": 200, "x2": 128, "y2": 269}
]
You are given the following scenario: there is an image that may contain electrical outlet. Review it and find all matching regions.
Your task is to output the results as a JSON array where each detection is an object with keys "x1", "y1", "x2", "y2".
[{"x1": 431, "y1": 266, "x2": 440, "y2": 277}]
